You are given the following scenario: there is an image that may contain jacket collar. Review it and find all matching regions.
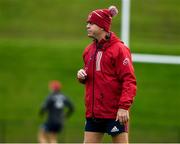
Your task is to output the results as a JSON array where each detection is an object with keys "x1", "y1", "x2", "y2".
[{"x1": 93, "y1": 32, "x2": 121, "y2": 50}]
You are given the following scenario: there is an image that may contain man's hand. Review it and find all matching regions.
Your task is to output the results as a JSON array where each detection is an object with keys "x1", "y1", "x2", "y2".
[
  {"x1": 116, "y1": 108, "x2": 129, "y2": 124},
  {"x1": 77, "y1": 69, "x2": 87, "y2": 80}
]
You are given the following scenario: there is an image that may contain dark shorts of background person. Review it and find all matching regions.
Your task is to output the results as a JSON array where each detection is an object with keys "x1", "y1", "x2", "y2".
[
  {"x1": 41, "y1": 122, "x2": 63, "y2": 133},
  {"x1": 85, "y1": 118, "x2": 128, "y2": 136}
]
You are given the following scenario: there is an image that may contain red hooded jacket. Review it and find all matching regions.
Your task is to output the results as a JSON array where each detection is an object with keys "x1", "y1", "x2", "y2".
[{"x1": 81, "y1": 32, "x2": 137, "y2": 119}]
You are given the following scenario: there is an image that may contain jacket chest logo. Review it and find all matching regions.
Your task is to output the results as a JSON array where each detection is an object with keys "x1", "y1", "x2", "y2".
[{"x1": 123, "y1": 57, "x2": 130, "y2": 65}]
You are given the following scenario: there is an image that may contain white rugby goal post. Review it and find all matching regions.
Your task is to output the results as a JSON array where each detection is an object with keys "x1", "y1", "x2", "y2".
[{"x1": 121, "y1": 0, "x2": 180, "y2": 65}]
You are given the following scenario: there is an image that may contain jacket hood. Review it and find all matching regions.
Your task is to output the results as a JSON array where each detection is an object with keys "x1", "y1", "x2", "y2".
[{"x1": 93, "y1": 32, "x2": 122, "y2": 50}]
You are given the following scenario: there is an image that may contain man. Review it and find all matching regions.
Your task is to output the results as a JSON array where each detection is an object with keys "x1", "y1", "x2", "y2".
[
  {"x1": 77, "y1": 6, "x2": 137, "y2": 143},
  {"x1": 38, "y1": 80, "x2": 74, "y2": 143}
]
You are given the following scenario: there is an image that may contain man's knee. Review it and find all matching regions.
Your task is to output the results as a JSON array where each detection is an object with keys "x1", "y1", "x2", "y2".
[
  {"x1": 112, "y1": 132, "x2": 129, "y2": 143},
  {"x1": 38, "y1": 130, "x2": 47, "y2": 143},
  {"x1": 84, "y1": 132, "x2": 104, "y2": 143}
]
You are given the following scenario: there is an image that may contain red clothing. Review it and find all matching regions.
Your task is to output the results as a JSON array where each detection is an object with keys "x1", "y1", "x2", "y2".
[{"x1": 81, "y1": 33, "x2": 137, "y2": 119}]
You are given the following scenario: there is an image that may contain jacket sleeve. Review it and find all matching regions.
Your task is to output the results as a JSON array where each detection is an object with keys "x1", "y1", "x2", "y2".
[
  {"x1": 116, "y1": 44, "x2": 137, "y2": 110},
  {"x1": 64, "y1": 96, "x2": 74, "y2": 118},
  {"x1": 39, "y1": 96, "x2": 52, "y2": 116},
  {"x1": 77, "y1": 45, "x2": 91, "y2": 84}
]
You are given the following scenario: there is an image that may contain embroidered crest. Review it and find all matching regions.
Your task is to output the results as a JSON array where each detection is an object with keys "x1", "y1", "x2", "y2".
[{"x1": 123, "y1": 57, "x2": 130, "y2": 65}]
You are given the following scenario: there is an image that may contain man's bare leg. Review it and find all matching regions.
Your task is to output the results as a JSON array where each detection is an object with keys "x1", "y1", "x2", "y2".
[
  {"x1": 84, "y1": 131, "x2": 104, "y2": 143},
  {"x1": 38, "y1": 129, "x2": 48, "y2": 143},
  {"x1": 112, "y1": 132, "x2": 129, "y2": 143},
  {"x1": 48, "y1": 132, "x2": 58, "y2": 143}
]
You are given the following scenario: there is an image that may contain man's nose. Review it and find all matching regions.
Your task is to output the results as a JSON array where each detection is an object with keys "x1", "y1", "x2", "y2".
[{"x1": 86, "y1": 23, "x2": 90, "y2": 29}]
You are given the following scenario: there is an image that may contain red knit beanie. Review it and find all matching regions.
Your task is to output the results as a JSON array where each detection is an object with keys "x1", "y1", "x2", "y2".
[
  {"x1": 49, "y1": 80, "x2": 62, "y2": 91},
  {"x1": 87, "y1": 6, "x2": 118, "y2": 32}
]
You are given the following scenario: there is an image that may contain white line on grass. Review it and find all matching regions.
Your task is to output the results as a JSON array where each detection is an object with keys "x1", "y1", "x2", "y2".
[{"x1": 132, "y1": 53, "x2": 180, "y2": 65}]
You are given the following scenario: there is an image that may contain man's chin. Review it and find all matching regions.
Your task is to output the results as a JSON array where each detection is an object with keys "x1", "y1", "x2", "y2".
[{"x1": 87, "y1": 34, "x2": 94, "y2": 39}]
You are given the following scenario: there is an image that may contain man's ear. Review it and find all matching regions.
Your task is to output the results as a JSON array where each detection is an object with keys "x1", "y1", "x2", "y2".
[{"x1": 100, "y1": 28, "x2": 104, "y2": 31}]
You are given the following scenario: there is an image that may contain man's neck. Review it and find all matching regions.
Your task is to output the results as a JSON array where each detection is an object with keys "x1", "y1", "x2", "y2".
[{"x1": 96, "y1": 31, "x2": 109, "y2": 42}]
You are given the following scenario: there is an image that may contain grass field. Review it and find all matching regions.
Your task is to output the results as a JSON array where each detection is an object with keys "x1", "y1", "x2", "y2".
[{"x1": 0, "y1": 0, "x2": 180, "y2": 143}]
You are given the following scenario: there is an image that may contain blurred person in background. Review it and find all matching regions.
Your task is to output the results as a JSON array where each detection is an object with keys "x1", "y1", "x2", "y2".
[
  {"x1": 77, "y1": 5, "x2": 137, "y2": 143},
  {"x1": 38, "y1": 80, "x2": 74, "y2": 143}
]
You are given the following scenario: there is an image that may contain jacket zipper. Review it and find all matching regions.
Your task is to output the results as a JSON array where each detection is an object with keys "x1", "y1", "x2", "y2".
[{"x1": 92, "y1": 45, "x2": 98, "y2": 118}]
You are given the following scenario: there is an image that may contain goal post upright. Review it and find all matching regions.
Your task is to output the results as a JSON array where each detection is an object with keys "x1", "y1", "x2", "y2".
[{"x1": 121, "y1": 0, "x2": 131, "y2": 47}]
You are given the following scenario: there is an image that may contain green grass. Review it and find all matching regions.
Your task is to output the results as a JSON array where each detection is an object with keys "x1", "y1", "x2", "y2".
[
  {"x1": 0, "y1": 39, "x2": 180, "y2": 142},
  {"x1": 0, "y1": 39, "x2": 86, "y2": 142},
  {"x1": 131, "y1": 63, "x2": 180, "y2": 142},
  {"x1": 0, "y1": 0, "x2": 180, "y2": 143}
]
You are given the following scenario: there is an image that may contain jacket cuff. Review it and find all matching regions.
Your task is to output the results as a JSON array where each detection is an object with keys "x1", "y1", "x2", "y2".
[
  {"x1": 77, "y1": 78, "x2": 86, "y2": 84},
  {"x1": 118, "y1": 105, "x2": 129, "y2": 110}
]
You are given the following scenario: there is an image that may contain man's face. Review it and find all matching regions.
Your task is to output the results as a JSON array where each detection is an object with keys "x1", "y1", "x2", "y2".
[{"x1": 86, "y1": 22, "x2": 103, "y2": 39}]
